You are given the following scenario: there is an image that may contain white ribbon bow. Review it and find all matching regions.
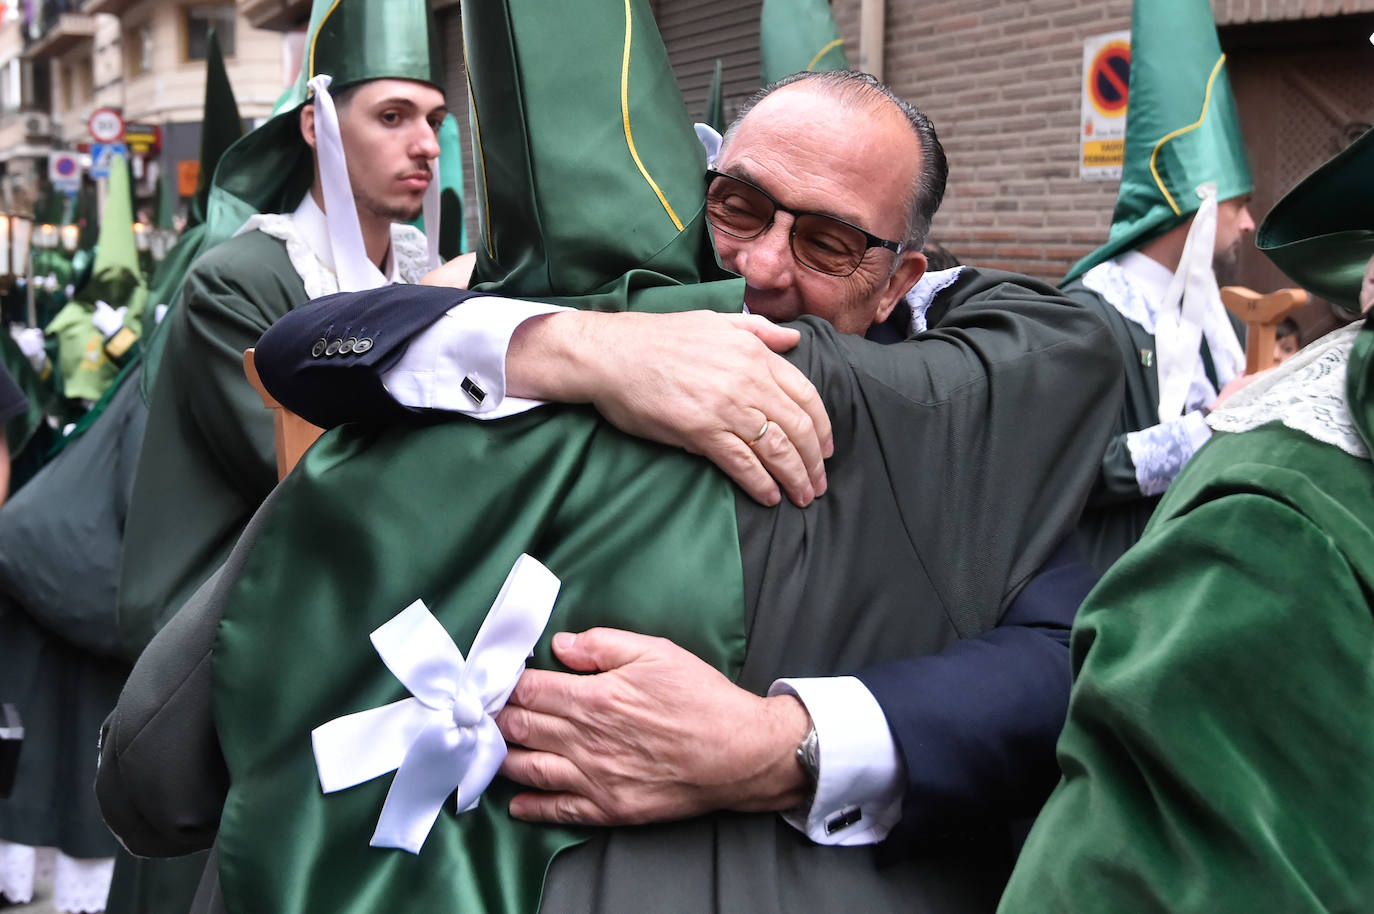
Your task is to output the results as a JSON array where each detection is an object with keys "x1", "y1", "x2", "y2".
[{"x1": 311, "y1": 554, "x2": 561, "y2": 854}]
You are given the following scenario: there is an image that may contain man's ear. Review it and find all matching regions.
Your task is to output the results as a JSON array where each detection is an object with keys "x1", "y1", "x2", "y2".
[
  {"x1": 300, "y1": 102, "x2": 318, "y2": 151},
  {"x1": 872, "y1": 250, "x2": 927, "y2": 325}
]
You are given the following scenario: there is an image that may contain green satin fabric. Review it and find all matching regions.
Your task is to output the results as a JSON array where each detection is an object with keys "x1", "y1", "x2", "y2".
[
  {"x1": 759, "y1": 0, "x2": 850, "y2": 86},
  {"x1": 213, "y1": 407, "x2": 746, "y2": 914},
  {"x1": 1064, "y1": 0, "x2": 1251, "y2": 283},
  {"x1": 463, "y1": 0, "x2": 723, "y2": 298}
]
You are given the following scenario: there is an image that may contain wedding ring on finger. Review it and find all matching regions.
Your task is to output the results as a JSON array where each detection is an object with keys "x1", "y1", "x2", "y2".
[{"x1": 747, "y1": 419, "x2": 771, "y2": 447}]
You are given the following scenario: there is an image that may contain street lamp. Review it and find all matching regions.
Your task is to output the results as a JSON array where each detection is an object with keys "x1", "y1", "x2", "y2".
[{"x1": 60, "y1": 224, "x2": 79, "y2": 253}]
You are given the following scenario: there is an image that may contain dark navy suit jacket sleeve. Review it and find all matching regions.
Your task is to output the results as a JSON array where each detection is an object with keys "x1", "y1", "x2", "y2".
[
  {"x1": 254, "y1": 285, "x2": 490, "y2": 429},
  {"x1": 856, "y1": 536, "x2": 1097, "y2": 845}
]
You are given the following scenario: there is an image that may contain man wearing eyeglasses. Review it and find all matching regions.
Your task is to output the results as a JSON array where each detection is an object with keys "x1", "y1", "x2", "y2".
[{"x1": 241, "y1": 71, "x2": 1115, "y2": 867}]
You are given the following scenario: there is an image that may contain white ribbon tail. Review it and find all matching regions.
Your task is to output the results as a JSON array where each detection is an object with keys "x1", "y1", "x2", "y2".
[
  {"x1": 1156, "y1": 185, "x2": 1217, "y2": 423},
  {"x1": 370, "y1": 715, "x2": 508, "y2": 852},
  {"x1": 308, "y1": 74, "x2": 387, "y2": 292},
  {"x1": 462, "y1": 554, "x2": 562, "y2": 709},
  {"x1": 372, "y1": 599, "x2": 469, "y2": 708},
  {"x1": 312, "y1": 698, "x2": 432, "y2": 794}
]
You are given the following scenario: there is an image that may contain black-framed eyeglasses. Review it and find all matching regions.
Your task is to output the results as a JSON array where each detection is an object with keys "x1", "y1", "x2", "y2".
[{"x1": 704, "y1": 169, "x2": 904, "y2": 277}]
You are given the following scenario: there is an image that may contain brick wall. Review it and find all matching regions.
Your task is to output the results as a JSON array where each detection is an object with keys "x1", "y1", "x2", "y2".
[{"x1": 829, "y1": 0, "x2": 1374, "y2": 282}]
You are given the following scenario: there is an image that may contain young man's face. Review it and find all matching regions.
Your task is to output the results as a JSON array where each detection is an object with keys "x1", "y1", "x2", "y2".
[
  {"x1": 710, "y1": 84, "x2": 928, "y2": 335},
  {"x1": 336, "y1": 78, "x2": 447, "y2": 224}
]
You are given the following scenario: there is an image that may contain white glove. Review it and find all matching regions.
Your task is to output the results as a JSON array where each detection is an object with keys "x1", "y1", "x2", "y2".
[
  {"x1": 10, "y1": 326, "x2": 47, "y2": 374},
  {"x1": 154, "y1": 303, "x2": 169, "y2": 325},
  {"x1": 42, "y1": 273, "x2": 58, "y2": 293},
  {"x1": 92, "y1": 299, "x2": 128, "y2": 338}
]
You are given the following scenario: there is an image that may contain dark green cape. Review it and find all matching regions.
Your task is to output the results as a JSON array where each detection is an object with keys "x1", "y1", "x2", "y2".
[{"x1": 1000, "y1": 322, "x2": 1374, "y2": 912}]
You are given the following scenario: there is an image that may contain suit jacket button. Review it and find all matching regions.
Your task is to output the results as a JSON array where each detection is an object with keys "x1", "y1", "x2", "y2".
[
  {"x1": 325, "y1": 338, "x2": 342, "y2": 356},
  {"x1": 353, "y1": 337, "x2": 373, "y2": 354},
  {"x1": 311, "y1": 338, "x2": 327, "y2": 358},
  {"x1": 339, "y1": 337, "x2": 356, "y2": 355}
]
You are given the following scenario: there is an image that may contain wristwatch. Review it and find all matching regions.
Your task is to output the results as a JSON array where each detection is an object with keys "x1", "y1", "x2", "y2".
[{"x1": 796, "y1": 725, "x2": 820, "y2": 791}]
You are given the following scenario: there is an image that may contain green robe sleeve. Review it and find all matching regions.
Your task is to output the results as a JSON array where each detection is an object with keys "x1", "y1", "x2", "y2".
[
  {"x1": 117, "y1": 232, "x2": 307, "y2": 655},
  {"x1": 1000, "y1": 486, "x2": 1374, "y2": 912}
]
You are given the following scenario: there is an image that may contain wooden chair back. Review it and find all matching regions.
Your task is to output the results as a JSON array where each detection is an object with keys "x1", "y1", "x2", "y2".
[
  {"x1": 1219, "y1": 286, "x2": 1308, "y2": 374},
  {"x1": 243, "y1": 348, "x2": 324, "y2": 481}
]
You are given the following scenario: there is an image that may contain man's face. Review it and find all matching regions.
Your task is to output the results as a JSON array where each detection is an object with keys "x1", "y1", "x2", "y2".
[
  {"x1": 711, "y1": 85, "x2": 928, "y2": 334},
  {"x1": 336, "y1": 79, "x2": 446, "y2": 224},
  {"x1": 1211, "y1": 195, "x2": 1256, "y2": 286}
]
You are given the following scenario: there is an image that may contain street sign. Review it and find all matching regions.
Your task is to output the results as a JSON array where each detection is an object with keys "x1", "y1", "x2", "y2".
[
  {"x1": 1080, "y1": 31, "x2": 1131, "y2": 181},
  {"x1": 88, "y1": 107, "x2": 125, "y2": 144},
  {"x1": 90, "y1": 142, "x2": 129, "y2": 179},
  {"x1": 124, "y1": 122, "x2": 161, "y2": 155},
  {"x1": 48, "y1": 151, "x2": 82, "y2": 194}
]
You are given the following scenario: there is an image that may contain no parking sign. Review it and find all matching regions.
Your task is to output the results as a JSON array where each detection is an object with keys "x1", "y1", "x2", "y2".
[
  {"x1": 1081, "y1": 31, "x2": 1131, "y2": 181},
  {"x1": 49, "y1": 151, "x2": 82, "y2": 194}
]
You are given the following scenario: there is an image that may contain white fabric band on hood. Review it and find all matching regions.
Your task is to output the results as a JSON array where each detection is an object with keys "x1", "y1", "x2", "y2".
[
  {"x1": 1153, "y1": 182, "x2": 1246, "y2": 423},
  {"x1": 308, "y1": 74, "x2": 442, "y2": 292}
]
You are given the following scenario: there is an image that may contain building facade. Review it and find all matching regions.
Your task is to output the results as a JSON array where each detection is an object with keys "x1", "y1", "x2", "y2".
[{"x1": 13, "y1": 0, "x2": 1372, "y2": 315}]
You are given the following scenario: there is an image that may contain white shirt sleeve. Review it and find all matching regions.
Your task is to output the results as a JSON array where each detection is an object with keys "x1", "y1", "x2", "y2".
[
  {"x1": 380, "y1": 296, "x2": 569, "y2": 419},
  {"x1": 768, "y1": 676, "x2": 905, "y2": 845},
  {"x1": 1124, "y1": 410, "x2": 1213, "y2": 497}
]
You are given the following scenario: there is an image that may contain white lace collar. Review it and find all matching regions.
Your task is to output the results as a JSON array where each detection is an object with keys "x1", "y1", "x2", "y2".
[
  {"x1": 1082, "y1": 251, "x2": 1173, "y2": 335},
  {"x1": 1208, "y1": 322, "x2": 1368, "y2": 460},
  {"x1": 236, "y1": 196, "x2": 431, "y2": 300},
  {"x1": 903, "y1": 266, "x2": 964, "y2": 335}
]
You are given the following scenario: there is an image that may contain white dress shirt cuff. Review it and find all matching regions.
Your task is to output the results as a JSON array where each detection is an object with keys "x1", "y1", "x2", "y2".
[
  {"x1": 381, "y1": 297, "x2": 568, "y2": 419},
  {"x1": 1125, "y1": 410, "x2": 1213, "y2": 497},
  {"x1": 769, "y1": 676, "x2": 904, "y2": 845}
]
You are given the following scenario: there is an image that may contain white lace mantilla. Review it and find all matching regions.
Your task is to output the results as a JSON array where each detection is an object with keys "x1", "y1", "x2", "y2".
[
  {"x1": 239, "y1": 215, "x2": 431, "y2": 299},
  {"x1": 1208, "y1": 323, "x2": 1367, "y2": 460},
  {"x1": 904, "y1": 266, "x2": 964, "y2": 335}
]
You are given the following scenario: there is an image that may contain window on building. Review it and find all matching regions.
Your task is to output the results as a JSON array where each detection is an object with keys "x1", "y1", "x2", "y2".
[
  {"x1": 125, "y1": 21, "x2": 154, "y2": 78},
  {"x1": 185, "y1": 5, "x2": 237, "y2": 61}
]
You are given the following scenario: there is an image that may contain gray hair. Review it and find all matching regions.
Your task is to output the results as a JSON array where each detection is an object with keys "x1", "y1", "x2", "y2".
[{"x1": 721, "y1": 70, "x2": 948, "y2": 250}]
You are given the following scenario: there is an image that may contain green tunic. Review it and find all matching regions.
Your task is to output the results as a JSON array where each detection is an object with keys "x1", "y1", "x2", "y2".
[
  {"x1": 99, "y1": 269, "x2": 1122, "y2": 914},
  {"x1": 116, "y1": 229, "x2": 305, "y2": 656},
  {"x1": 999, "y1": 328, "x2": 1374, "y2": 912},
  {"x1": 1063, "y1": 278, "x2": 1241, "y2": 573}
]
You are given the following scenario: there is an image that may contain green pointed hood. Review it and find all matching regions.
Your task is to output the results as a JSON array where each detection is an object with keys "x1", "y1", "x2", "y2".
[
  {"x1": 435, "y1": 113, "x2": 466, "y2": 259},
  {"x1": 463, "y1": 0, "x2": 735, "y2": 301},
  {"x1": 1257, "y1": 126, "x2": 1374, "y2": 314},
  {"x1": 1064, "y1": 0, "x2": 1252, "y2": 283},
  {"x1": 202, "y1": 0, "x2": 443, "y2": 252},
  {"x1": 87, "y1": 153, "x2": 144, "y2": 302},
  {"x1": 190, "y1": 27, "x2": 244, "y2": 228},
  {"x1": 703, "y1": 59, "x2": 726, "y2": 134},
  {"x1": 760, "y1": 0, "x2": 850, "y2": 86}
]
